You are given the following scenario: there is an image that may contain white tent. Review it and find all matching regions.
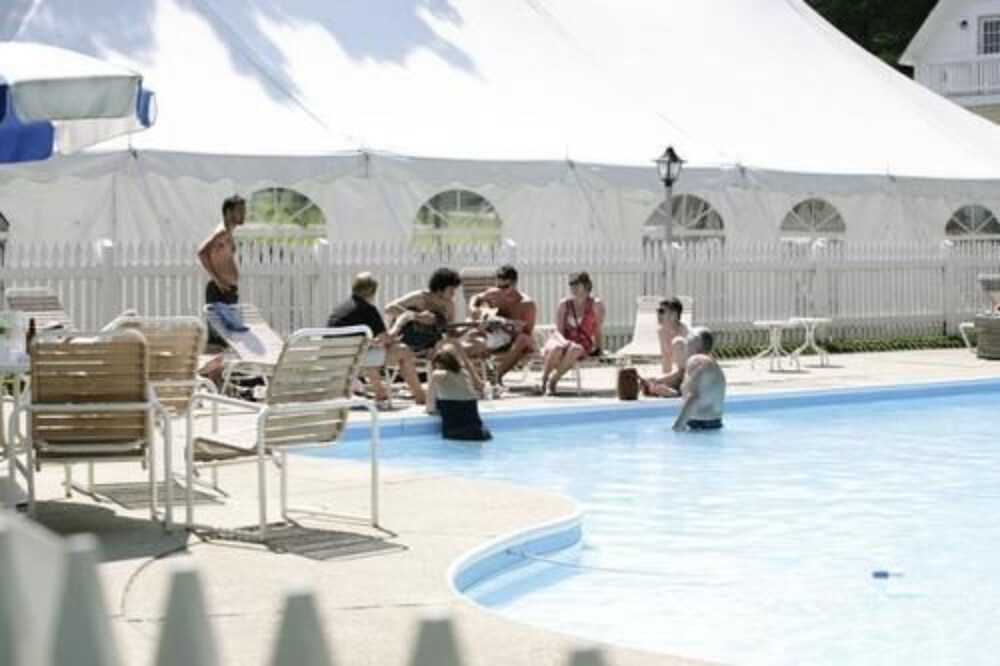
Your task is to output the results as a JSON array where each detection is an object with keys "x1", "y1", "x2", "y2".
[{"x1": 2, "y1": 0, "x2": 1000, "y2": 245}]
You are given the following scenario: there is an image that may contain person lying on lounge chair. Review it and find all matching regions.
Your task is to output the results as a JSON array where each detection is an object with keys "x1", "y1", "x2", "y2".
[{"x1": 328, "y1": 272, "x2": 426, "y2": 405}]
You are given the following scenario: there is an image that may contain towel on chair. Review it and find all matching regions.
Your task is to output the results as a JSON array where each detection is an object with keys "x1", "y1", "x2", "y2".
[{"x1": 211, "y1": 303, "x2": 249, "y2": 332}]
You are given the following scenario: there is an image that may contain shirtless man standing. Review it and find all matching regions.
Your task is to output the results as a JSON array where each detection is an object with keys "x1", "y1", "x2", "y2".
[
  {"x1": 673, "y1": 327, "x2": 726, "y2": 431},
  {"x1": 198, "y1": 195, "x2": 246, "y2": 305}
]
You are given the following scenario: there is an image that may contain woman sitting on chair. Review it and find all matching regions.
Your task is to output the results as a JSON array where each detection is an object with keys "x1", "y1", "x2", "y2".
[{"x1": 539, "y1": 271, "x2": 605, "y2": 395}]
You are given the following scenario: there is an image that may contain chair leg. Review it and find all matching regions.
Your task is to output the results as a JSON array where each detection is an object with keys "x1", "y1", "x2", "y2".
[
  {"x1": 258, "y1": 450, "x2": 268, "y2": 538},
  {"x1": 279, "y1": 451, "x2": 288, "y2": 522},
  {"x1": 63, "y1": 465, "x2": 72, "y2": 498},
  {"x1": 26, "y1": 438, "x2": 36, "y2": 518}
]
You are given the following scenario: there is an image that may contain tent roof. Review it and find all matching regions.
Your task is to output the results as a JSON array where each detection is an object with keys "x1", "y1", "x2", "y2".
[{"x1": 5, "y1": 0, "x2": 1000, "y2": 179}]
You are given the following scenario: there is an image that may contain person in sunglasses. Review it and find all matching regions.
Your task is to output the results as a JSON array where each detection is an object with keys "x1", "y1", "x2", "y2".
[
  {"x1": 466, "y1": 264, "x2": 537, "y2": 385},
  {"x1": 639, "y1": 297, "x2": 690, "y2": 397}
]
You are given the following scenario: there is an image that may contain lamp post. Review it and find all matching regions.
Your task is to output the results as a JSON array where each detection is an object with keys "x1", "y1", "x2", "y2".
[{"x1": 654, "y1": 146, "x2": 685, "y2": 296}]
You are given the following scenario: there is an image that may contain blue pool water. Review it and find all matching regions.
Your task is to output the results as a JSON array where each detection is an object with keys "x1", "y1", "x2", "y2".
[{"x1": 322, "y1": 387, "x2": 1000, "y2": 665}]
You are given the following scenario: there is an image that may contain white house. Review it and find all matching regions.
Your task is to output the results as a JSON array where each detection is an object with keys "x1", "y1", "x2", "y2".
[{"x1": 902, "y1": 0, "x2": 1000, "y2": 123}]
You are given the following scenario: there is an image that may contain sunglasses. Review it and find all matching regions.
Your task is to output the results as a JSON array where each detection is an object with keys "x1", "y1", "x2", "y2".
[{"x1": 656, "y1": 307, "x2": 667, "y2": 314}]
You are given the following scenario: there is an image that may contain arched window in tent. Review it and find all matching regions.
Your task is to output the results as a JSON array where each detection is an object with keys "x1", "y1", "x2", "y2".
[
  {"x1": 780, "y1": 198, "x2": 845, "y2": 318},
  {"x1": 641, "y1": 194, "x2": 726, "y2": 249},
  {"x1": 414, "y1": 189, "x2": 503, "y2": 252},
  {"x1": 946, "y1": 205, "x2": 1000, "y2": 244},
  {"x1": 243, "y1": 187, "x2": 326, "y2": 244},
  {"x1": 780, "y1": 198, "x2": 846, "y2": 244}
]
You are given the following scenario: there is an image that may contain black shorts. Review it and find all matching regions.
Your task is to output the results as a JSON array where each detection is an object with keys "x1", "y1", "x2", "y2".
[
  {"x1": 206, "y1": 282, "x2": 238, "y2": 305},
  {"x1": 688, "y1": 418, "x2": 723, "y2": 430}
]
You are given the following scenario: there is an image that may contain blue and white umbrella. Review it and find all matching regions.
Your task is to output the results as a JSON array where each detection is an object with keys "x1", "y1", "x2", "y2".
[{"x1": 0, "y1": 42, "x2": 156, "y2": 163}]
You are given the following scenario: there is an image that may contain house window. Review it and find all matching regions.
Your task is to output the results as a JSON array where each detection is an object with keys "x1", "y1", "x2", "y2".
[
  {"x1": 414, "y1": 189, "x2": 502, "y2": 250},
  {"x1": 946, "y1": 204, "x2": 1000, "y2": 240},
  {"x1": 781, "y1": 198, "x2": 846, "y2": 243},
  {"x1": 981, "y1": 17, "x2": 1000, "y2": 55},
  {"x1": 642, "y1": 195, "x2": 725, "y2": 247},
  {"x1": 243, "y1": 187, "x2": 326, "y2": 243}
]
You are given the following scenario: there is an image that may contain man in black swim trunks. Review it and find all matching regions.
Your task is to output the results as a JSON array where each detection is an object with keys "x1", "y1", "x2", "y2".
[{"x1": 673, "y1": 327, "x2": 726, "y2": 431}]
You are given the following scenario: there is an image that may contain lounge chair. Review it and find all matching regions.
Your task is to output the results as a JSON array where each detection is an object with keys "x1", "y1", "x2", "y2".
[
  {"x1": 179, "y1": 326, "x2": 380, "y2": 537},
  {"x1": 202, "y1": 303, "x2": 285, "y2": 398},
  {"x1": 9, "y1": 329, "x2": 171, "y2": 522},
  {"x1": 4, "y1": 286, "x2": 75, "y2": 331},
  {"x1": 614, "y1": 295, "x2": 693, "y2": 367}
]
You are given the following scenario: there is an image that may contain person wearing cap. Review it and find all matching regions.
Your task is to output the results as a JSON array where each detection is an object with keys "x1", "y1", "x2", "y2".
[{"x1": 673, "y1": 327, "x2": 726, "y2": 431}]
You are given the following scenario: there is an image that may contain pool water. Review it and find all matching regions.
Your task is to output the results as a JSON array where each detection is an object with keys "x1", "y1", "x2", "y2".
[{"x1": 322, "y1": 389, "x2": 1000, "y2": 665}]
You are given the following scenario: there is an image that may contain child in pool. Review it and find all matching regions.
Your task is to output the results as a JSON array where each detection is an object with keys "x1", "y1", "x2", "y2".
[{"x1": 426, "y1": 344, "x2": 492, "y2": 441}]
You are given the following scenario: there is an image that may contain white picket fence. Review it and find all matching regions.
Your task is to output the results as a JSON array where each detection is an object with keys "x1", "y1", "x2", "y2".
[
  {"x1": 0, "y1": 514, "x2": 606, "y2": 665},
  {"x1": 0, "y1": 239, "x2": 997, "y2": 349}
]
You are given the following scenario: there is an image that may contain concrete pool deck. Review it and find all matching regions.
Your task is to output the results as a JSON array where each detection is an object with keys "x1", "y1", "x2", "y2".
[{"x1": 19, "y1": 349, "x2": 1000, "y2": 665}]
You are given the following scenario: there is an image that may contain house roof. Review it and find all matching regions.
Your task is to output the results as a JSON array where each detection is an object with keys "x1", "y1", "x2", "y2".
[{"x1": 900, "y1": 0, "x2": 955, "y2": 65}]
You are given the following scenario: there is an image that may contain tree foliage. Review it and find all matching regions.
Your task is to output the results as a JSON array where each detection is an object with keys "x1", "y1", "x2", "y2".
[{"x1": 806, "y1": 0, "x2": 939, "y2": 68}]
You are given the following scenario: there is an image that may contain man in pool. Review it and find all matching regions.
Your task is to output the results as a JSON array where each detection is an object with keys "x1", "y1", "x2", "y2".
[{"x1": 673, "y1": 327, "x2": 726, "y2": 431}]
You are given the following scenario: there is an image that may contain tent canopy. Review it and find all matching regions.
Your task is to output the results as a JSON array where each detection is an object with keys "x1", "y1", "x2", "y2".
[{"x1": 3, "y1": 0, "x2": 1000, "y2": 179}]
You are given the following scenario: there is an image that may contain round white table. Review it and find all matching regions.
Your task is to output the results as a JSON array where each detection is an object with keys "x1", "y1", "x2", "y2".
[
  {"x1": 751, "y1": 320, "x2": 799, "y2": 372},
  {"x1": 788, "y1": 317, "x2": 832, "y2": 367}
]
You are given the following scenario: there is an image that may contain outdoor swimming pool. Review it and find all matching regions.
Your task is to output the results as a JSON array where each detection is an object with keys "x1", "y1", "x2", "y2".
[{"x1": 323, "y1": 382, "x2": 1000, "y2": 665}]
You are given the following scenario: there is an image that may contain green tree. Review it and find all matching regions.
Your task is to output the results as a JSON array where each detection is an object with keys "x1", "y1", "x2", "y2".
[{"x1": 806, "y1": 0, "x2": 938, "y2": 69}]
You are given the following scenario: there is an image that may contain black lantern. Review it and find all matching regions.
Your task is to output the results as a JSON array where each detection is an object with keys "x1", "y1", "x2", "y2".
[{"x1": 654, "y1": 146, "x2": 685, "y2": 187}]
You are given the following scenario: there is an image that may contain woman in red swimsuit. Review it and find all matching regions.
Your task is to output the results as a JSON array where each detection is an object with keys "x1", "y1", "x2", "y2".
[{"x1": 539, "y1": 271, "x2": 606, "y2": 395}]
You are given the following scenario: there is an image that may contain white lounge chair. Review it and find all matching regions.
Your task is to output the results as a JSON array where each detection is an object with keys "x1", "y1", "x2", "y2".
[
  {"x1": 179, "y1": 326, "x2": 381, "y2": 537},
  {"x1": 4, "y1": 286, "x2": 76, "y2": 331},
  {"x1": 202, "y1": 303, "x2": 285, "y2": 398}
]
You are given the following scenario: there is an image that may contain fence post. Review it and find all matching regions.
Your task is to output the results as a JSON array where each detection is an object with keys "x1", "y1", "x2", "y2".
[
  {"x1": 942, "y1": 241, "x2": 956, "y2": 335},
  {"x1": 314, "y1": 239, "x2": 332, "y2": 327},
  {"x1": 155, "y1": 562, "x2": 216, "y2": 666},
  {"x1": 408, "y1": 611, "x2": 464, "y2": 666},
  {"x1": 270, "y1": 586, "x2": 335, "y2": 666},
  {"x1": 96, "y1": 239, "x2": 121, "y2": 326},
  {"x1": 51, "y1": 534, "x2": 119, "y2": 666}
]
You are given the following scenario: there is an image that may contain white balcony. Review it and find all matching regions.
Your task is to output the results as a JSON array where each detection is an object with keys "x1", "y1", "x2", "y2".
[{"x1": 916, "y1": 56, "x2": 1000, "y2": 101}]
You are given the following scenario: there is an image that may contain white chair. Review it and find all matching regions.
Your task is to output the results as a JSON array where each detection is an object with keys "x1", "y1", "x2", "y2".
[
  {"x1": 179, "y1": 326, "x2": 381, "y2": 537},
  {"x1": 9, "y1": 329, "x2": 172, "y2": 523},
  {"x1": 202, "y1": 303, "x2": 285, "y2": 398}
]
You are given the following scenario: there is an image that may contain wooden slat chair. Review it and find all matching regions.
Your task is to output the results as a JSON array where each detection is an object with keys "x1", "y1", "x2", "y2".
[
  {"x1": 202, "y1": 303, "x2": 285, "y2": 398},
  {"x1": 180, "y1": 326, "x2": 381, "y2": 537},
  {"x1": 103, "y1": 315, "x2": 221, "y2": 500},
  {"x1": 9, "y1": 329, "x2": 171, "y2": 522},
  {"x1": 459, "y1": 267, "x2": 498, "y2": 319},
  {"x1": 4, "y1": 286, "x2": 76, "y2": 331}
]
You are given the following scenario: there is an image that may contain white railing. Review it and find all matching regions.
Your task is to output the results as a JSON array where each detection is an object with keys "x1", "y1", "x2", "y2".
[
  {"x1": 0, "y1": 239, "x2": 997, "y2": 348},
  {"x1": 917, "y1": 56, "x2": 1000, "y2": 97},
  {"x1": 0, "y1": 513, "x2": 606, "y2": 665}
]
